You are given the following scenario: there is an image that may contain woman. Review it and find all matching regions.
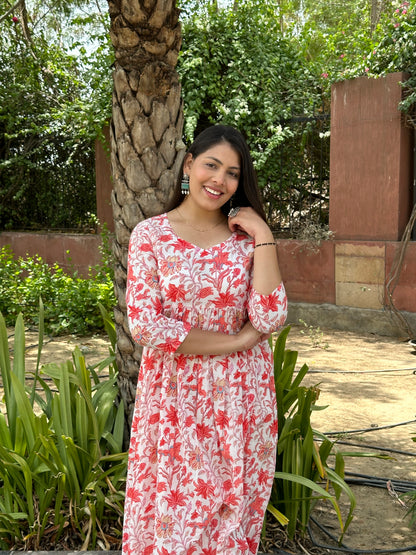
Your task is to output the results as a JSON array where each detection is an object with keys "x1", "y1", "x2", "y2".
[{"x1": 123, "y1": 125, "x2": 287, "y2": 555}]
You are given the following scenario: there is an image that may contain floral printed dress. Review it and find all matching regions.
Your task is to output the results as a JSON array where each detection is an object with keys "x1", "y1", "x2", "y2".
[{"x1": 123, "y1": 213, "x2": 287, "y2": 555}]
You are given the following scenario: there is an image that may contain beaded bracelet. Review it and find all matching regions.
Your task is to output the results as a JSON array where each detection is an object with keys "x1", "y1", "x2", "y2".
[{"x1": 254, "y1": 242, "x2": 276, "y2": 248}]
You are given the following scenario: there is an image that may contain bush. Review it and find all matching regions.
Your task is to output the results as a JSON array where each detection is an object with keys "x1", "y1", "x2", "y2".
[
  {"x1": 0, "y1": 5, "x2": 113, "y2": 231},
  {"x1": 0, "y1": 239, "x2": 116, "y2": 335},
  {"x1": 0, "y1": 303, "x2": 126, "y2": 550}
]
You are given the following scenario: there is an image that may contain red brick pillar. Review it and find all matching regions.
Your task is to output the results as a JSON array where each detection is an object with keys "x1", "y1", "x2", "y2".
[
  {"x1": 329, "y1": 73, "x2": 414, "y2": 310},
  {"x1": 95, "y1": 127, "x2": 115, "y2": 232},
  {"x1": 329, "y1": 72, "x2": 413, "y2": 241}
]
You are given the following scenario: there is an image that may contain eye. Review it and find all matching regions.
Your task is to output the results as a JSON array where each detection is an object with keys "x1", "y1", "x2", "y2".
[
  {"x1": 206, "y1": 162, "x2": 217, "y2": 169},
  {"x1": 229, "y1": 171, "x2": 240, "y2": 179}
]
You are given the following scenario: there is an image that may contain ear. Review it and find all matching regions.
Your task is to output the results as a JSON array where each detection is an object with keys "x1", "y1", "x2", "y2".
[{"x1": 183, "y1": 153, "x2": 193, "y2": 174}]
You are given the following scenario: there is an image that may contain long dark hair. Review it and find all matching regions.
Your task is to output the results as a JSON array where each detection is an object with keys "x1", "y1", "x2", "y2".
[{"x1": 166, "y1": 125, "x2": 267, "y2": 221}]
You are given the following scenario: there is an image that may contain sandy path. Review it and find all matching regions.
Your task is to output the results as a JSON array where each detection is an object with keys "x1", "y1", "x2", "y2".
[{"x1": 287, "y1": 326, "x2": 416, "y2": 553}]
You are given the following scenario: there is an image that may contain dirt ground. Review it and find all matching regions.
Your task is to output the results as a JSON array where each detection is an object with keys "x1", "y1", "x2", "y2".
[
  {"x1": 287, "y1": 325, "x2": 416, "y2": 554},
  {"x1": 8, "y1": 323, "x2": 416, "y2": 553}
]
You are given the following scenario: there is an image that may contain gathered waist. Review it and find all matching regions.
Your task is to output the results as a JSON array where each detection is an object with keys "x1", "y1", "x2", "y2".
[{"x1": 164, "y1": 306, "x2": 247, "y2": 335}]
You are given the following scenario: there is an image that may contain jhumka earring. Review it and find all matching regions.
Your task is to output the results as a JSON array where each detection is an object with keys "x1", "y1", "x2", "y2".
[{"x1": 181, "y1": 174, "x2": 190, "y2": 195}]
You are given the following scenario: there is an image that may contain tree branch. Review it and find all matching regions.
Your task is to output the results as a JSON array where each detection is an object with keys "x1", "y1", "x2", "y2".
[
  {"x1": 19, "y1": 0, "x2": 38, "y2": 59},
  {"x1": 0, "y1": 0, "x2": 22, "y2": 24},
  {"x1": 385, "y1": 202, "x2": 416, "y2": 339}
]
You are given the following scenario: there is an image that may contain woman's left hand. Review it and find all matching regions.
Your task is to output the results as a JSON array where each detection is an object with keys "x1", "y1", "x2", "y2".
[
  {"x1": 228, "y1": 206, "x2": 274, "y2": 243},
  {"x1": 228, "y1": 207, "x2": 282, "y2": 295}
]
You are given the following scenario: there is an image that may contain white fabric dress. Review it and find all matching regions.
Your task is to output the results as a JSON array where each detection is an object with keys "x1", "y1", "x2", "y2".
[{"x1": 123, "y1": 213, "x2": 287, "y2": 555}]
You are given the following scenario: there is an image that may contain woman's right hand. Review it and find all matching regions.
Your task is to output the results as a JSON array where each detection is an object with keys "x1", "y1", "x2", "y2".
[
  {"x1": 176, "y1": 321, "x2": 269, "y2": 356},
  {"x1": 236, "y1": 321, "x2": 269, "y2": 352}
]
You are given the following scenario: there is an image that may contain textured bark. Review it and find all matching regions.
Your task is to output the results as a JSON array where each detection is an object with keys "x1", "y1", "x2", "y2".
[
  {"x1": 370, "y1": 0, "x2": 388, "y2": 33},
  {"x1": 107, "y1": 0, "x2": 185, "y2": 437}
]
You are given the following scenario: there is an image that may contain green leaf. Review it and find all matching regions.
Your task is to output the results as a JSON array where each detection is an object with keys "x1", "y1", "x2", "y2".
[
  {"x1": 4, "y1": 451, "x2": 34, "y2": 524},
  {"x1": 9, "y1": 373, "x2": 36, "y2": 451},
  {"x1": 266, "y1": 502, "x2": 289, "y2": 526},
  {"x1": 30, "y1": 297, "x2": 45, "y2": 406},
  {"x1": 325, "y1": 467, "x2": 356, "y2": 540},
  {"x1": 0, "y1": 413, "x2": 12, "y2": 450},
  {"x1": 98, "y1": 302, "x2": 117, "y2": 349},
  {"x1": 12, "y1": 313, "x2": 25, "y2": 385},
  {"x1": 275, "y1": 471, "x2": 345, "y2": 532},
  {"x1": 0, "y1": 312, "x2": 12, "y2": 393}
]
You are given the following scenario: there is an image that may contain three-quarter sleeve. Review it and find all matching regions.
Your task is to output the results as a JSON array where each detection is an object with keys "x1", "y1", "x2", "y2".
[
  {"x1": 126, "y1": 223, "x2": 191, "y2": 354},
  {"x1": 247, "y1": 282, "x2": 287, "y2": 334}
]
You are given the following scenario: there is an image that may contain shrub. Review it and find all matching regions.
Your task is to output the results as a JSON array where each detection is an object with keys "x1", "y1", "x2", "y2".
[
  {"x1": 0, "y1": 240, "x2": 116, "y2": 335},
  {"x1": 0, "y1": 303, "x2": 126, "y2": 550}
]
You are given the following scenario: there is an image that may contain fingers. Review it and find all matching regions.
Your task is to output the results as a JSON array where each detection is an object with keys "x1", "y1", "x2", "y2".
[
  {"x1": 227, "y1": 206, "x2": 251, "y2": 232},
  {"x1": 228, "y1": 219, "x2": 242, "y2": 232},
  {"x1": 227, "y1": 206, "x2": 270, "y2": 237}
]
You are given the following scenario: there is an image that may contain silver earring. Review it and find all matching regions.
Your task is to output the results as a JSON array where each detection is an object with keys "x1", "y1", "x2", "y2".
[{"x1": 181, "y1": 174, "x2": 190, "y2": 195}]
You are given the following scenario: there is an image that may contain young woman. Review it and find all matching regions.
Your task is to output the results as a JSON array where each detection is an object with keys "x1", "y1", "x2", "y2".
[{"x1": 123, "y1": 125, "x2": 287, "y2": 555}]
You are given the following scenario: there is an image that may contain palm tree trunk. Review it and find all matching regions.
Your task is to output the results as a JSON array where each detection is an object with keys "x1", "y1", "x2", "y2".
[
  {"x1": 107, "y1": 0, "x2": 185, "y2": 436},
  {"x1": 370, "y1": 0, "x2": 387, "y2": 33}
]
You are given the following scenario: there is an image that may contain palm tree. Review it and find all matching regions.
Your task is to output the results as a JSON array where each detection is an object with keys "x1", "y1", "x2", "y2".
[{"x1": 107, "y1": 0, "x2": 185, "y2": 434}]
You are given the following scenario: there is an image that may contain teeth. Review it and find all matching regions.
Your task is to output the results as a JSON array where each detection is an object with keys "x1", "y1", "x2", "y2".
[{"x1": 205, "y1": 187, "x2": 221, "y2": 196}]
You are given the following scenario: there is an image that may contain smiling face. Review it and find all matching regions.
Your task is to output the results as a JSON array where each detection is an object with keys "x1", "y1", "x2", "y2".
[{"x1": 183, "y1": 141, "x2": 241, "y2": 212}]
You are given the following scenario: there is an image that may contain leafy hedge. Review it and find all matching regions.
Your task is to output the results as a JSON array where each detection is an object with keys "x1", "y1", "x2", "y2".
[
  {"x1": 0, "y1": 239, "x2": 116, "y2": 336},
  {"x1": 0, "y1": 5, "x2": 113, "y2": 231}
]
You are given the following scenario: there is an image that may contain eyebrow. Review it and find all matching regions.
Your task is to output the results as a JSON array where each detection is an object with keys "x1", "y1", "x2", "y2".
[{"x1": 205, "y1": 156, "x2": 240, "y2": 170}]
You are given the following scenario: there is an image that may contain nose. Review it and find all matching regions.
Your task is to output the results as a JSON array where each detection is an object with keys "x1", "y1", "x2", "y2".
[{"x1": 213, "y1": 170, "x2": 226, "y2": 185}]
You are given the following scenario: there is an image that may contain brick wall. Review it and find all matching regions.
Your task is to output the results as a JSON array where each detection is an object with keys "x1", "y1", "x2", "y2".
[{"x1": 1, "y1": 72, "x2": 414, "y2": 317}]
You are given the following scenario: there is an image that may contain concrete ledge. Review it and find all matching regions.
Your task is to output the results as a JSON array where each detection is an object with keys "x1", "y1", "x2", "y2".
[{"x1": 287, "y1": 301, "x2": 416, "y2": 338}]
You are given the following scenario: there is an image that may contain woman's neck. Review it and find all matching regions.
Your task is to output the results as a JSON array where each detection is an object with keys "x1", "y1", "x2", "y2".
[{"x1": 177, "y1": 200, "x2": 225, "y2": 227}]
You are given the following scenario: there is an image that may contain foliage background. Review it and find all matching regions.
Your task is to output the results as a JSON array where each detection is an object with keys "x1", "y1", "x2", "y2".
[
  {"x1": 0, "y1": 0, "x2": 415, "y2": 232},
  {"x1": 0, "y1": 0, "x2": 113, "y2": 230},
  {"x1": 0, "y1": 234, "x2": 116, "y2": 335}
]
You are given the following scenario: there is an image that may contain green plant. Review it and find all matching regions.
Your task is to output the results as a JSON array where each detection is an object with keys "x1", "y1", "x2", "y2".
[
  {"x1": 267, "y1": 326, "x2": 353, "y2": 540},
  {"x1": 0, "y1": 1, "x2": 113, "y2": 231},
  {"x1": 268, "y1": 326, "x2": 389, "y2": 542},
  {"x1": 298, "y1": 318, "x2": 329, "y2": 350},
  {"x1": 95, "y1": 222, "x2": 115, "y2": 282},
  {"x1": 0, "y1": 302, "x2": 127, "y2": 550},
  {"x1": 316, "y1": 1, "x2": 416, "y2": 128},
  {"x1": 368, "y1": 2, "x2": 416, "y2": 128},
  {"x1": 0, "y1": 244, "x2": 116, "y2": 335}
]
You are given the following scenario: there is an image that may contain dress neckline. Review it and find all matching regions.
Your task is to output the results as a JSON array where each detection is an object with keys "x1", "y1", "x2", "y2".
[{"x1": 163, "y1": 212, "x2": 235, "y2": 251}]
